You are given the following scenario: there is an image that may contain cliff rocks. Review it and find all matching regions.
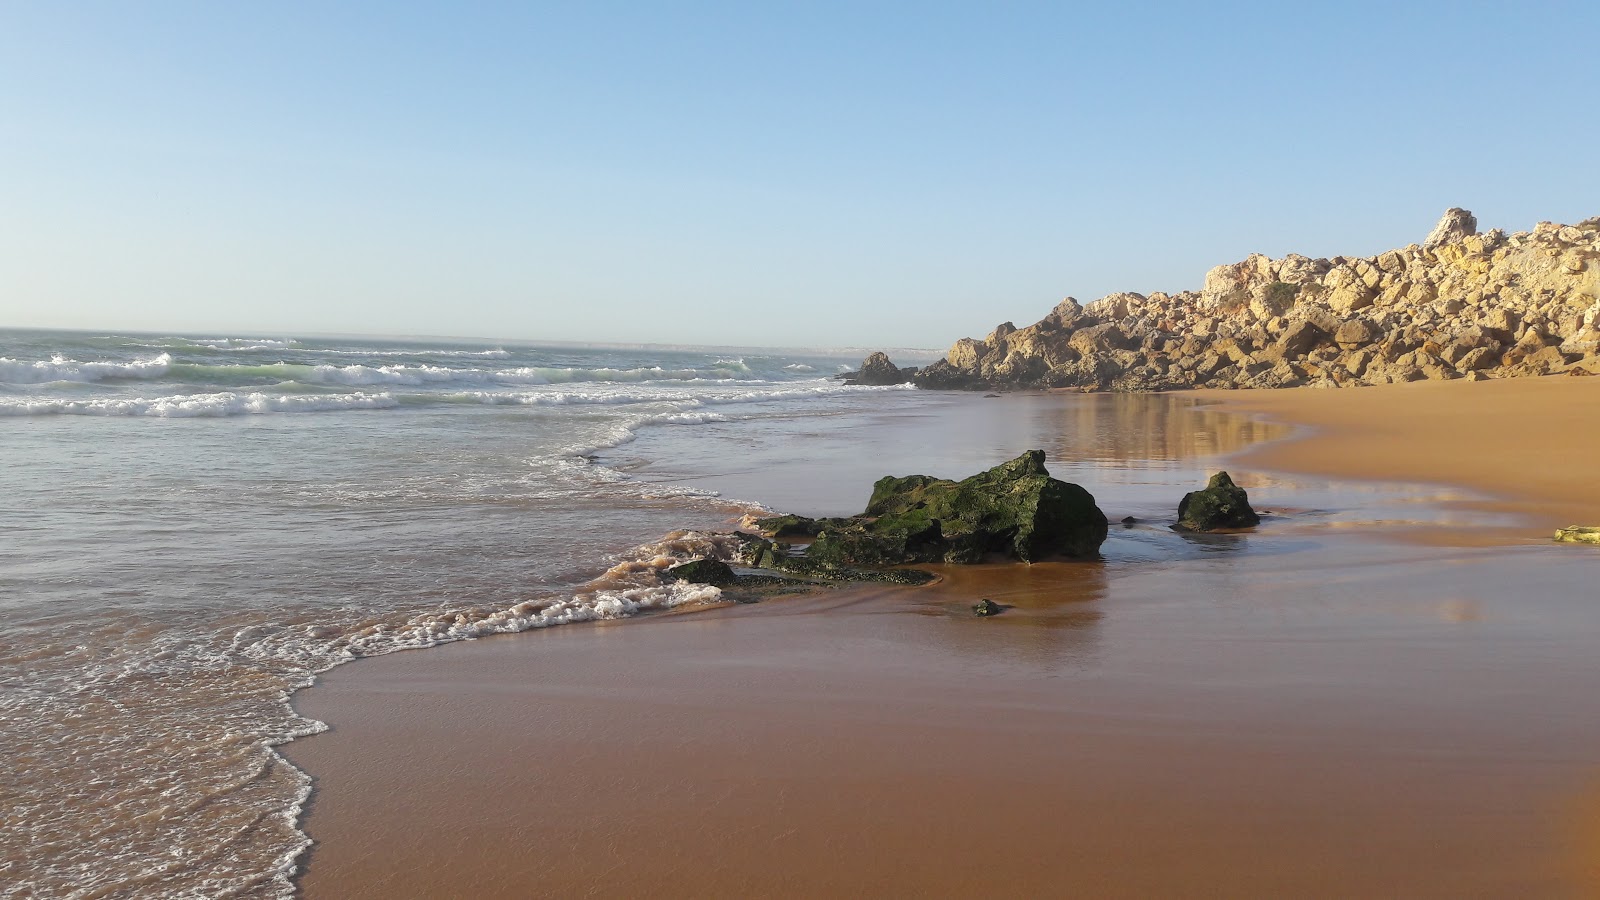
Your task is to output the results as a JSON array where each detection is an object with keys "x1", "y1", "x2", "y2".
[{"x1": 915, "y1": 209, "x2": 1600, "y2": 391}]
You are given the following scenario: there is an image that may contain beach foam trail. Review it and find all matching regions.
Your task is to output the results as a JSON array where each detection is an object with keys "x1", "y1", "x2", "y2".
[
  {"x1": 0, "y1": 326, "x2": 948, "y2": 898},
  {"x1": 0, "y1": 527, "x2": 744, "y2": 898}
]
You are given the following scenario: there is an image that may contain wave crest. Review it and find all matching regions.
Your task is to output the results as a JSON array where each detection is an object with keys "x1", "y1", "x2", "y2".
[
  {"x1": 0, "y1": 353, "x2": 172, "y2": 384},
  {"x1": 0, "y1": 391, "x2": 398, "y2": 417}
]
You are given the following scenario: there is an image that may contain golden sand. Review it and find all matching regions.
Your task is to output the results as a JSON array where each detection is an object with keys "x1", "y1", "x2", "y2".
[
  {"x1": 286, "y1": 382, "x2": 1600, "y2": 897},
  {"x1": 1203, "y1": 376, "x2": 1600, "y2": 535}
]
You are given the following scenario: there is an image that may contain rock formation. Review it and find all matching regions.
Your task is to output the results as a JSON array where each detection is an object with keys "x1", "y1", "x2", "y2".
[
  {"x1": 1174, "y1": 472, "x2": 1260, "y2": 531},
  {"x1": 847, "y1": 351, "x2": 912, "y2": 385},
  {"x1": 747, "y1": 450, "x2": 1108, "y2": 566},
  {"x1": 1553, "y1": 526, "x2": 1600, "y2": 545},
  {"x1": 664, "y1": 557, "x2": 737, "y2": 585},
  {"x1": 915, "y1": 209, "x2": 1600, "y2": 391}
]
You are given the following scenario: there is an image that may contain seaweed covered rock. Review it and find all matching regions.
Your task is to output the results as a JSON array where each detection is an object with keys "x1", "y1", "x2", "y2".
[
  {"x1": 751, "y1": 514, "x2": 826, "y2": 538},
  {"x1": 972, "y1": 599, "x2": 1002, "y2": 616},
  {"x1": 1175, "y1": 472, "x2": 1261, "y2": 532},
  {"x1": 663, "y1": 557, "x2": 737, "y2": 586},
  {"x1": 806, "y1": 450, "x2": 1108, "y2": 565}
]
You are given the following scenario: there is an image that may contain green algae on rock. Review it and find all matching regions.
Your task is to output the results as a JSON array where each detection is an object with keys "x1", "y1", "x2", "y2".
[
  {"x1": 1175, "y1": 471, "x2": 1261, "y2": 532},
  {"x1": 753, "y1": 451, "x2": 1109, "y2": 565},
  {"x1": 663, "y1": 557, "x2": 738, "y2": 586}
]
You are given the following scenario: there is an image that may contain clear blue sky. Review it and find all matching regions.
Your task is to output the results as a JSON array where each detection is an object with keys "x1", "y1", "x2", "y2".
[{"x1": 2, "y1": 1, "x2": 1597, "y2": 349}]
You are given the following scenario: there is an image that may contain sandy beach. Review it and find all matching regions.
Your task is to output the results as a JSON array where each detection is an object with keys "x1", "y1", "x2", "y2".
[
  {"x1": 286, "y1": 382, "x2": 1600, "y2": 898},
  {"x1": 1206, "y1": 376, "x2": 1600, "y2": 538}
]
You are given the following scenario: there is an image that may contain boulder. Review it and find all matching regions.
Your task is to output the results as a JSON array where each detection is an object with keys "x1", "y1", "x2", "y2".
[
  {"x1": 912, "y1": 359, "x2": 986, "y2": 390},
  {"x1": 664, "y1": 557, "x2": 737, "y2": 586},
  {"x1": 1554, "y1": 526, "x2": 1600, "y2": 545},
  {"x1": 851, "y1": 352, "x2": 910, "y2": 386},
  {"x1": 1278, "y1": 320, "x2": 1328, "y2": 358},
  {"x1": 751, "y1": 514, "x2": 826, "y2": 538},
  {"x1": 807, "y1": 450, "x2": 1108, "y2": 565},
  {"x1": 1334, "y1": 319, "x2": 1379, "y2": 350},
  {"x1": 1175, "y1": 472, "x2": 1261, "y2": 532},
  {"x1": 1424, "y1": 208, "x2": 1478, "y2": 249}
]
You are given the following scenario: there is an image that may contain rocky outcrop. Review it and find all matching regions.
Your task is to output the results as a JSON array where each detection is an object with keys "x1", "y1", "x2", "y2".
[
  {"x1": 1553, "y1": 525, "x2": 1600, "y2": 545},
  {"x1": 915, "y1": 209, "x2": 1600, "y2": 391},
  {"x1": 1424, "y1": 208, "x2": 1477, "y2": 249},
  {"x1": 748, "y1": 451, "x2": 1109, "y2": 566},
  {"x1": 664, "y1": 557, "x2": 738, "y2": 585},
  {"x1": 1175, "y1": 472, "x2": 1260, "y2": 532},
  {"x1": 846, "y1": 351, "x2": 913, "y2": 385}
]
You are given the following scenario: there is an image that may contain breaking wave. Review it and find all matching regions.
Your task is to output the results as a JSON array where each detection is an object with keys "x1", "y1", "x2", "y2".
[
  {"x1": 0, "y1": 391, "x2": 399, "y2": 417},
  {"x1": 0, "y1": 353, "x2": 172, "y2": 384}
]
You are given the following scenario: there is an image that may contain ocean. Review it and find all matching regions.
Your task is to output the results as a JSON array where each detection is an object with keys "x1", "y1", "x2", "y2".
[{"x1": 0, "y1": 329, "x2": 941, "y2": 897}]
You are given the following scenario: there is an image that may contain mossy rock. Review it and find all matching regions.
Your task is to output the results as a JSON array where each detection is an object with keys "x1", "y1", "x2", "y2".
[
  {"x1": 737, "y1": 535, "x2": 934, "y2": 585},
  {"x1": 663, "y1": 557, "x2": 737, "y2": 586},
  {"x1": 1175, "y1": 472, "x2": 1260, "y2": 532},
  {"x1": 751, "y1": 514, "x2": 825, "y2": 538},
  {"x1": 833, "y1": 450, "x2": 1107, "y2": 563}
]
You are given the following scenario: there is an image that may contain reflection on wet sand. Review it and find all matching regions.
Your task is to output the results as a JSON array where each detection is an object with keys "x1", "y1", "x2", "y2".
[
  {"x1": 1033, "y1": 391, "x2": 1291, "y2": 467},
  {"x1": 910, "y1": 562, "x2": 1109, "y2": 667},
  {"x1": 287, "y1": 388, "x2": 1600, "y2": 898}
]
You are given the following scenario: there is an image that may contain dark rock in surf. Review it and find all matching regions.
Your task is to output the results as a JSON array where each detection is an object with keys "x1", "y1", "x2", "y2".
[
  {"x1": 664, "y1": 557, "x2": 737, "y2": 586},
  {"x1": 972, "y1": 599, "x2": 1002, "y2": 616},
  {"x1": 1174, "y1": 471, "x2": 1261, "y2": 532},
  {"x1": 806, "y1": 450, "x2": 1108, "y2": 565},
  {"x1": 847, "y1": 351, "x2": 911, "y2": 386}
]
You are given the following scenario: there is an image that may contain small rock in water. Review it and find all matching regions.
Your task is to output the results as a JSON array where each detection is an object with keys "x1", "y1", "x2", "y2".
[
  {"x1": 972, "y1": 599, "x2": 1002, "y2": 616},
  {"x1": 1120, "y1": 515, "x2": 1138, "y2": 526},
  {"x1": 664, "y1": 557, "x2": 737, "y2": 585},
  {"x1": 1553, "y1": 526, "x2": 1600, "y2": 544},
  {"x1": 1175, "y1": 472, "x2": 1261, "y2": 532}
]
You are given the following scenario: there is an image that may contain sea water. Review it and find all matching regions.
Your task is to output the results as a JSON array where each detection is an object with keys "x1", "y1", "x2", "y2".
[{"x1": 0, "y1": 329, "x2": 940, "y2": 897}]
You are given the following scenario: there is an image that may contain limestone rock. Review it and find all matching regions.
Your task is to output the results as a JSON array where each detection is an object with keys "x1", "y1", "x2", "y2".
[
  {"x1": 1554, "y1": 526, "x2": 1600, "y2": 545},
  {"x1": 1424, "y1": 208, "x2": 1478, "y2": 249},
  {"x1": 924, "y1": 210, "x2": 1598, "y2": 393},
  {"x1": 1175, "y1": 472, "x2": 1261, "y2": 532},
  {"x1": 1334, "y1": 319, "x2": 1379, "y2": 349}
]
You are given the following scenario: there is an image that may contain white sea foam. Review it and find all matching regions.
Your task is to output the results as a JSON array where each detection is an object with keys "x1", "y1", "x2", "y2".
[
  {"x1": 0, "y1": 391, "x2": 398, "y2": 417},
  {"x1": 304, "y1": 362, "x2": 746, "y2": 386},
  {"x1": 192, "y1": 338, "x2": 295, "y2": 351},
  {"x1": 442, "y1": 380, "x2": 913, "y2": 408},
  {"x1": 0, "y1": 353, "x2": 172, "y2": 384}
]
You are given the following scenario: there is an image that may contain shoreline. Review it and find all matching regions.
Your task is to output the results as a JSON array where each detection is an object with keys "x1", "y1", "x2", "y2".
[
  {"x1": 284, "y1": 384, "x2": 1600, "y2": 897},
  {"x1": 1191, "y1": 376, "x2": 1600, "y2": 539}
]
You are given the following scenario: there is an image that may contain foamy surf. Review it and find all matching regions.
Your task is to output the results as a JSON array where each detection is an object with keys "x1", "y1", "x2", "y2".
[
  {"x1": 0, "y1": 390, "x2": 399, "y2": 417},
  {"x1": 0, "y1": 352, "x2": 172, "y2": 384},
  {"x1": 0, "y1": 327, "x2": 946, "y2": 898}
]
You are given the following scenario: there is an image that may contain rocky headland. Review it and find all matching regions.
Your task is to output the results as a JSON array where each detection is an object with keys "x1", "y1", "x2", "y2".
[{"x1": 911, "y1": 209, "x2": 1600, "y2": 391}]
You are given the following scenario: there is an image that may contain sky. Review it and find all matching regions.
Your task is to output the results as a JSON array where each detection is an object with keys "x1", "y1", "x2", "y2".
[{"x1": 2, "y1": 1, "x2": 1598, "y2": 349}]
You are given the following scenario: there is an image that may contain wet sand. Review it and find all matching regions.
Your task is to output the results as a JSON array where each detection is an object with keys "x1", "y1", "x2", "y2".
[
  {"x1": 287, "y1": 387, "x2": 1600, "y2": 897},
  {"x1": 1204, "y1": 376, "x2": 1600, "y2": 535}
]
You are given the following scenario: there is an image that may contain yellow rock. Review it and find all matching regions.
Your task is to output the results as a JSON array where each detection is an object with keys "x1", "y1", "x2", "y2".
[{"x1": 1554, "y1": 526, "x2": 1600, "y2": 544}]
